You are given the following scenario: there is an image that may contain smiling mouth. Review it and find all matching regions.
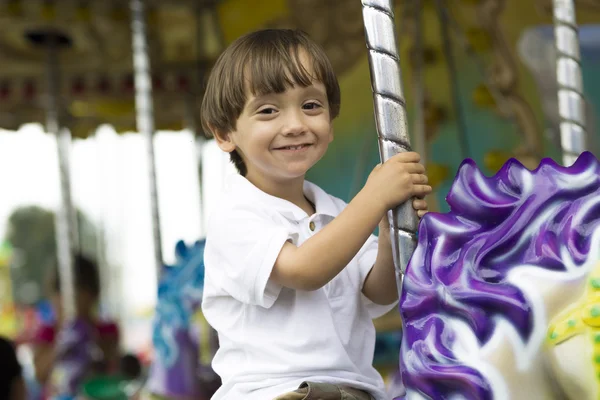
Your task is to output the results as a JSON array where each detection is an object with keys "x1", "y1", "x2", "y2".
[{"x1": 275, "y1": 144, "x2": 311, "y2": 150}]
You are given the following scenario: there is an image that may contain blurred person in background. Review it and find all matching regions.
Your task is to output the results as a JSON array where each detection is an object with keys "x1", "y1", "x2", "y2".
[{"x1": 32, "y1": 254, "x2": 120, "y2": 397}]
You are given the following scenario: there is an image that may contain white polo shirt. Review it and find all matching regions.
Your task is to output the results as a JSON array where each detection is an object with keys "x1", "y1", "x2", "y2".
[{"x1": 201, "y1": 174, "x2": 396, "y2": 400}]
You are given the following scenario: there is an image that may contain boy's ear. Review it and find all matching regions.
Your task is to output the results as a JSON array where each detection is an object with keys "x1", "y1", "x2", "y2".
[
  {"x1": 328, "y1": 126, "x2": 334, "y2": 143},
  {"x1": 212, "y1": 128, "x2": 236, "y2": 153}
]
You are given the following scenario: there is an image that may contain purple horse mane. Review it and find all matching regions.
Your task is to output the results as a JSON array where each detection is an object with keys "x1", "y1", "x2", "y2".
[{"x1": 399, "y1": 152, "x2": 600, "y2": 399}]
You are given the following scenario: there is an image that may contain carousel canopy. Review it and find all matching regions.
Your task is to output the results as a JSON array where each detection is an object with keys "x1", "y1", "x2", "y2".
[
  {"x1": 0, "y1": 0, "x2": 222, "y2": 137},
  {"x1": 0, "y1": 0, "x2": 598, "y2": 150}
]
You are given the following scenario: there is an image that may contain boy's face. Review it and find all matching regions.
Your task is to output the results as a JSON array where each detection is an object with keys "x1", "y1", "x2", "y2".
[
  {"x1": 217, "y1": 54, "x2": 333, "y2": 186},
  {"x1": 51, "y1": 288, "x2": 97, "y2": 322}
]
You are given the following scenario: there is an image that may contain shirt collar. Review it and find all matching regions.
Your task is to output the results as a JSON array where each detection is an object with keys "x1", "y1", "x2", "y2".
[{"x1": 225, "y1": 174, "x2": 339, "y2": 221}]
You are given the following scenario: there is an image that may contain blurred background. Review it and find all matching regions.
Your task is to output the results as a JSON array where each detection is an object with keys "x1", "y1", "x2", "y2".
[{"x1": 0, "y1": 0, "x2": 598, "y2": 399}]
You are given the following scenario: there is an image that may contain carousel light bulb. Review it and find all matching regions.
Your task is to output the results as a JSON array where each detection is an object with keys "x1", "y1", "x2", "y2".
[
  {"x1": 23, "y1": 80, "x2": 35, "y2": 100},
  {"x1": 98, "y1": 77, "x2": 111, "y2": 94},
  {"x1": 123, "y1": 74, "x2": 135, "y2": 93},
  {"x1": 71, "y1": 78, "x2": 86, "y2": 96},
  {"x1": 0, "y1": 81, "x2": 10, "y2": 100},
  {"x1": 152, "y1": 75, "x2": 163, "y2": 91}
]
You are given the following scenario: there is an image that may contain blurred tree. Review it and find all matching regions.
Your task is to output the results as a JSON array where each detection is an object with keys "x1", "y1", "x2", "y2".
[{"x1": 3, "y1": 205, "x2": 99, "y2": 305}]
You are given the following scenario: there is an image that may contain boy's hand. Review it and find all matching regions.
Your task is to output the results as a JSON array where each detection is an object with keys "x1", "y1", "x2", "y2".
[
  {"x1": 412, "y1": 197, "x2": 429, "y2": 218},
  {"x1": 364, "y1": 152, "x2": 432, "y2": 212},
  {"x1": 378, "y1": 196, "x2": 428, "y2": 232}
]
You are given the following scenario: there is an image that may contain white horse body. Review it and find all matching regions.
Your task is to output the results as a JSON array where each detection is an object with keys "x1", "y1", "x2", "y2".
[{"x1": 433, "y1": 223, "x2": 600, "y2": 400}]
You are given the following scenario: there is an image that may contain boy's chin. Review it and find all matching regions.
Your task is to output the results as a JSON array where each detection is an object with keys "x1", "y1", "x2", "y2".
[
  {"x1": 258, "y1": 161, "x2": 318, "y2": 181},
  {"x1": 271, "y1": 171, "x2": 308, "y2": 181},
  {"x1": 279, "y1": 165, "x2": 314, "y2": 179}
]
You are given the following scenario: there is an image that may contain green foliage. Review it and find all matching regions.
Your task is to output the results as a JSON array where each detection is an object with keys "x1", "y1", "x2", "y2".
[{"x1": 3, "y1": 205, "x2": 99, "y2": 305}]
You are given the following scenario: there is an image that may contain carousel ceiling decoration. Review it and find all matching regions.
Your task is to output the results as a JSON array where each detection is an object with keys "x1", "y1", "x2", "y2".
[
  {"x1": 473, "y1": 0, "x2": 542, "y2": 169},
  {"x1": 0, "y1": 0, "x2": 223, "y2": 136}
]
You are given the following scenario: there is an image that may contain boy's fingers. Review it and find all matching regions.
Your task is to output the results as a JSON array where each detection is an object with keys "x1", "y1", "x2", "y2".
[
  {"x1": 412, "y1": 199, "x2": 428, "y2": 209},
  {"x1": 405, "y1": 163, "x2": 426, "y2": 174},
  {"x1": 413, "y1": 185, "x2": 433, "y2": 196},
  {"x1": 387, "y1": 161, "x2": 424, "y2": 174},
  {"x1": 411, "y1": 174, "x2": 428, "y2": 184},
  {"x1": 391, "y1": 152, "x2": 421, "y2": 163}
]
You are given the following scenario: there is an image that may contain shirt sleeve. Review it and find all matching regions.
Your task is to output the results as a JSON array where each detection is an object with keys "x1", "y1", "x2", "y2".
[
  {"x1": 33, "y1": 324, "x2": 56, "y2": 344},
  {"x1": 97, "y1": 321, "x2": 120, "y2": 340},
  {"x1": 204, "y1": 205, "x2": 295, "y2": 308},
  {"x1": 356, "y1": 234, "x2": 399, "y2": 319}
]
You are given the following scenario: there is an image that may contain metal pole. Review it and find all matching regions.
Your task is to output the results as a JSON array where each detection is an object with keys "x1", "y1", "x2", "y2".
[
  {"x1": 93, "y1": 130, "x2": 113, "y2": 318},
  {"x1": 46, "y1": 35, "x2": 76, "y2": 320},
  {"x1": 553, "y1": 0, "x2": 586, "y2": 166},
  {"x1": 361, "y1": 0, "x2": 419, "y2": 296},
  {"x1": 441, "y1": 7, "x2": 511, "y2": 119},
  {"x1": 434, "y1": 0, "x2": 470, "y2": 160},
  {"x1": 184, "y1": 93, "x2": 207, "y2": 237},
  {"x1": 412, "y1": 0, "x2": 427, "y2": 166},
  {"x1": 130, "y1": 0, "x2": 164, "y2": 274}
]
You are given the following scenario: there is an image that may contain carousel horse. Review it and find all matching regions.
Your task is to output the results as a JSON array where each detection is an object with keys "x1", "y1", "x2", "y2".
[
  {"x1": 398, "y1": 152, "x2": 600, "y2": 399},
  {"x1": 147, "y1": 239, "x2": 220, "y2": 399}
]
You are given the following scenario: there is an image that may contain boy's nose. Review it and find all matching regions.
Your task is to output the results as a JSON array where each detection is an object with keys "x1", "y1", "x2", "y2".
[{"x1": 281, "y1": 112, "x2": 307, "y2": 136}]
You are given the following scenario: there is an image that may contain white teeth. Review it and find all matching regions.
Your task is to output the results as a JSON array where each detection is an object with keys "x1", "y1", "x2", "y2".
[{"x1": 282, "y1": 145, "x2": 305, "y2": 150}]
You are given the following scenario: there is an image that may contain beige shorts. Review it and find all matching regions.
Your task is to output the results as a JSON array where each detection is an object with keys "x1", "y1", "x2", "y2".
[{"x1": 273, "y1": 381, "x2": 373, "y2": 400}]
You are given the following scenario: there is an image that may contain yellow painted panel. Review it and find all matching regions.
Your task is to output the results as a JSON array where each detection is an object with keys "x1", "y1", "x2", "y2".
[{"x1": 217, "y1": 0, "x2": 289, "y2": 44}]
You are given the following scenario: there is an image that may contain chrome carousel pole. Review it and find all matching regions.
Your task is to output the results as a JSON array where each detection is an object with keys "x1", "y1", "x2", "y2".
[
  {"x1": 130, "y1": 0, "x2": 164, "y2": 275},
  {"x1": 45, "y1": 32, "x2": 76, "y2": 320},
  {"x1": 553, "y1": 0, "x2": 586, "y2": 166},
  {"x1": 93, "y1": 129, "x2": 115, "y2": 319},
  {"x1": 434, "y1": 0, "x2": 470, "y2": 159},
  {"x1": 361, "y1": 0, "x2": 419, "y2": 296}
]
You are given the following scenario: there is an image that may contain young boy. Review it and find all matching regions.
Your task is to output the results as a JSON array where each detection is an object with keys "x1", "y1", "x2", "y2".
[{"x1": 200, "y1": 29, "x2": 431, "y2": 400}]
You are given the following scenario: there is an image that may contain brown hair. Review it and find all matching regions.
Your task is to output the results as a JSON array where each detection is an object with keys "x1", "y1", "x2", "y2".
[
  {"x1": 49, "y1": 254, "x2": 100, "y2": 298},
  {"x1": 200, "y1": 29, "x2": 341, "y2": 175}
]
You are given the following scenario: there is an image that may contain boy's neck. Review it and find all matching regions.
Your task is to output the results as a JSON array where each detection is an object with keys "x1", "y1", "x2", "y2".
[{"x1": 245, "y1": 173, "x2": 314, "y2": 215}]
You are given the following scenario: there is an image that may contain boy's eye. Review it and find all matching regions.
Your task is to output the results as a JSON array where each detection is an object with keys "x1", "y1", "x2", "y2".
[
  {"x1": 258, "y1": 107, "x2": 277, "y2": 114},
  {"x1": 303, "y1": 102, "x2": 322, "y2": 110}
]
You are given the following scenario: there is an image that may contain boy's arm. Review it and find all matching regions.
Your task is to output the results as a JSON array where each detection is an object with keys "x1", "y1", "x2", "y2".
[
  {"x1": 362, "y1": 196, "x2": 428, "y2": 305},
  {"x1": 271, "y1": 152, "x2": 430, "y2": 292},
  {"x1": 271, "y1": 189, "x2": 385, "y2": 291},
  {"x1": 361, "y1": 220, "x2": 397, "y2": 305},
  {"x1": 33, "y1": 343, "x2": 56, "y2": 384}
]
